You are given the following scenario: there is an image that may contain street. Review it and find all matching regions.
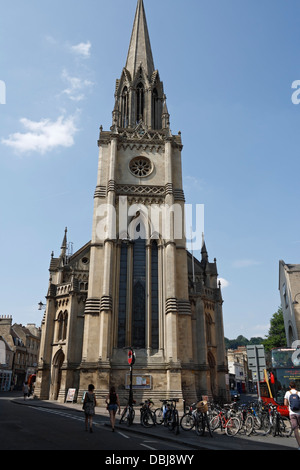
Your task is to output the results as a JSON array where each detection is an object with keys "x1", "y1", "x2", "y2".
[
  {"x1": 0, "y1": 392, "x2": 298, "y2": 453},
  {"x1": 0, "y1": 392, "x2": 191, "y2": 452}
]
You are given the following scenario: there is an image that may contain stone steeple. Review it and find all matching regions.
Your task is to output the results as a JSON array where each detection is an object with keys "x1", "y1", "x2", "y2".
[
  {"x1": 125, "y1": 0, "x2": 155, "y2": 80},
  {"x1": 112, "y1": 0, "x2": 166, "y2": 130}
]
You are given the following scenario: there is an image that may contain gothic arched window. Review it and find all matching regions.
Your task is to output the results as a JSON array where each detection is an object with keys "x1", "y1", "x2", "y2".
[
  {"x1": 152, "y1": 88, "x2": 159, "y2": 129},
  {"x1": 136, "y1": 82, "x2": 144, "y2": 123},
  {"x1": 132, "y1": 231, "x2": 146, "y2": 348},
  {"x1": 121, "y1": 86, "x2": 129, "y2": 128},
  {"x1": 57, "y1": 312, "x2": 64, "y2": 341},
  {"x1": 151, "y1": 241, "x2": 159, "y2": 349},
  {"x1": 118, "y1": 242, "x2": 128, "y2": 348},
  {"x1": 62, "y1": 311, "x2": 68, "y2": 341}
]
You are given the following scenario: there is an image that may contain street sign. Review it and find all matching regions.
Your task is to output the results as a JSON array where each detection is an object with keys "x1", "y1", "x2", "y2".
[
  {"x1": 128, "y1": 349, "x2": 135, "y2": 366},
  {"x1": 246, "y1": 345, "x2": 266, "y2": 381},
  {"x1": 246, "y1": 345, "x2": 266, "y2": 400}
]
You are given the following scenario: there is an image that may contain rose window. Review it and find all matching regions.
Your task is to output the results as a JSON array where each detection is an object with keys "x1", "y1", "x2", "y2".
[{"x1": 129, "y1": 157, "x2": 153, "y2": 177}]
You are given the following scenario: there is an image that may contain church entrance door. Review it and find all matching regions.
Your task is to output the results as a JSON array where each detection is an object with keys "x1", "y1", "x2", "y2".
[{"x1": 51, "y1": 350, "x2": 65, "y2": 401}]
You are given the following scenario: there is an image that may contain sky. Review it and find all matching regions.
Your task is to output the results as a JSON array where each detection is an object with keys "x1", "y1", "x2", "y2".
[{"x1": 1, "y1": 0, "x2": 300, "y2": 340}]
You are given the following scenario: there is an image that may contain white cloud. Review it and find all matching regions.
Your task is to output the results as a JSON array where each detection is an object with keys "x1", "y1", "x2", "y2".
[
  {"x1": 1, "y1": 115, "x2": 78, "y2": 154},
  {"x1": 232, "y1": 259, "x2": 261, "y2": 268},
  {"x1": 252, "y1": 324, "x2": 269, "y2": 336},
  {"x1": 218, "y1": 277, "x2": 230, "y2": 288},
  {"x1": 70, "y1": 41, "x2": 91, "y2": 58},
  {"x1": 61, "y1": 69, "x2": 93, "y2": 102}
]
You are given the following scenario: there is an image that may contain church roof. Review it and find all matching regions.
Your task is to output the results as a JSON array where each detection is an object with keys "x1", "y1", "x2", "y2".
[{"x1": 125, "y1": 0, "x2": 155, "y2": 79}]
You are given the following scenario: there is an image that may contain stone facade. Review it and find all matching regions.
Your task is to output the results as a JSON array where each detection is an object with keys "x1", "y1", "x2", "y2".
[
  {"x1": 279, "y1": 260, "x2": 300, "y2": 346},
  {"x1": 35, "y1": 0, "x2": 228, "y2": 406}
]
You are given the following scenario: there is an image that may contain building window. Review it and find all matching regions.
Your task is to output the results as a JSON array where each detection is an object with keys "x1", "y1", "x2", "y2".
[
  {"x1": 121, "y1": 86, "x2": 129, "y2": 128},
  {"x1": 57, "y1": 311, "x2": 68, "y2": 341},
  {"x1": 117, "y1": 227, "x2": 160, "y2": 350},
  {"x1": 132, "y1": 233, "x2": 146, "y2": 348},
  {"x1": 129, "y1": 156, "x2": 152, "y2": 178},
  {"x1": 136, "y1": 82, "x2": 144, "y2": 123},
  {"x1": 151, "y1": 241, "x2": 159, "y2": 349},
  {"x1": 152, "y1": 88, "x2": 159, "y2": 129},
  {"x1": 118, "y1": 243, "x2": 128, "y2": 348},
  {"x1": 206, "y1": 313, "x2": 212, "y2": 345}
]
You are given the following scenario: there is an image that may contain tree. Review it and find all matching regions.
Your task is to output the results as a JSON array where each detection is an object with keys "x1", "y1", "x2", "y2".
[{"x1": 263, "y1": 307, "x2": 287, "y2": 352}]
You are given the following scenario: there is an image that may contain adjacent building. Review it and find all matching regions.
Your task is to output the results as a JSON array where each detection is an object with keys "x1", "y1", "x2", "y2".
[
  {"x1": 0, "y1": 316, "x2": 41, "y2": 391},
  {"x1": 279, "y1": 260, "x2": 300, "y2": 346}
]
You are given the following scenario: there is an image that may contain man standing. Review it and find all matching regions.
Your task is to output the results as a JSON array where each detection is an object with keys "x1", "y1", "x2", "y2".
[{"x1": 284, "y1": 381, "x2": 300, "y2": 450}]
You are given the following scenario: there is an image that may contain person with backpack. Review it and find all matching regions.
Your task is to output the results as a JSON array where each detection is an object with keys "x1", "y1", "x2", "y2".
[{"x1": 284, "y1": 381, "x2": 300, "y2": 449}]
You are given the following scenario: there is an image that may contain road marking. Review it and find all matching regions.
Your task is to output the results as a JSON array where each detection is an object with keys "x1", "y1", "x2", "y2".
[
  {"x1": 140, "y1": 443, "x2": 157, "y2": 450},
  {"x1": 117, "y1": 431, "x2": 130, "y2": 439}
]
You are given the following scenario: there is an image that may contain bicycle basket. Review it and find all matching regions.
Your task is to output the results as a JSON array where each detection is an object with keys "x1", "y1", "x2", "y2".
[{"x1": 196, "y1": 401, "x2": 208, "y2": 413}]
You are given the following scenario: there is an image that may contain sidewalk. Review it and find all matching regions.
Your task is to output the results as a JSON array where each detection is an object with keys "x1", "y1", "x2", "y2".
[{"x1": 11, "y1": 394, "x2": 296, "y2": 451}]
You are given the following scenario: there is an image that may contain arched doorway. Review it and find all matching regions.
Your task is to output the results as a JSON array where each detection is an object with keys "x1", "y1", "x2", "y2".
[{"x1": 51, "y1": 350, "x2": 65, "y2": 401}]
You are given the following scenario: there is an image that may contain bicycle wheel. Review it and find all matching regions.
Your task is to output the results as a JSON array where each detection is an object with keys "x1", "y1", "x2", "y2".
[
  {"x1": 204, "y1": 413, "x2": 213, "y2": 438},
  {"x1": 253, "y1": 415, "x2": 261, "y2": 430},
  {"x1": 167, "y1": 410, "x2": 178, "y2": 433},
  {"x1": 195, "y1": 414, "x2": 204, "y2": 436},
  {"x1": 126, "y1": 407, "x2": 135, "y2": 426},
  {"x1": 180, "y1": 413, "x2": 195, "y2": 431},
  {"x1": 142, "y1": 410, "x2": 156, "y2": 428},
  {"x1": 154, "y1": 408, "x2": 164, "y2": 425},
  {"x1": 245, "y1": 415, "x2": 254, "y2": 436},
  {"x1": 119, "y1": 407, "x2": 127, "y2": 424},
  {"x1": 278, "y1": 416, "x2": 292, "y2": 437},
  {"x1": 260, "y1": 413, "x2": 271, "y2": 435},
  {"x1": 210, "y1": 415, "x2": 221, "y2": 431},
  {"x1": 225, "y1": 417, "x2": 240, "y2": 436}
]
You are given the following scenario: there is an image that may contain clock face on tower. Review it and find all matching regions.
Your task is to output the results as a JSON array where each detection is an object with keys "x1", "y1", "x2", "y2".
[{"x1": 129, "y1": 156, "x2": 153, "y2": 177}]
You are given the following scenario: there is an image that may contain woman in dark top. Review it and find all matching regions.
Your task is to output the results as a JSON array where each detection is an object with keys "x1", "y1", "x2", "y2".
[
  {"x1": 83, "y1": 384, "x2": 97, "y2": 433},
  {"x1": 106, "y1": 386, "x2": 120, "y2": 431}
]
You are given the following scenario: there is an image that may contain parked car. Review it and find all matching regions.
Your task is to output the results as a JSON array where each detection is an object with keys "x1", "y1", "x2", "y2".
[{"x1": 230, "y1": 390, "x2": 240, "y2": 401}]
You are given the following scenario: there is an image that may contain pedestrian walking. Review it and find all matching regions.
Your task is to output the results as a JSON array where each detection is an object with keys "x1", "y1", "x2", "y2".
[
  {"x1": 284, "y1": 380, "x2": 300, "y2": 450},
  {"x1": 22, "y1": 382, "x2": 29, "y2": 400},
  {"x1": 83, "y1": 384, "x2": 97, "y2": 433},
  {"x1": 106, "y1": 386, "x2": 120, "y2": 432}
]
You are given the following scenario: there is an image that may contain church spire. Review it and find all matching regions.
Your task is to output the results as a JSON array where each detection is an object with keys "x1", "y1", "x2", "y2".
[
  {"x1": 60, "y1": 227, "x2": 68, "y2": 258},
  {"x1": 113, "y1": 0, "x2": 167, "y2": 130},
  {"x1": 125, "y1": 0, "x2": 155, "y2": 80}
]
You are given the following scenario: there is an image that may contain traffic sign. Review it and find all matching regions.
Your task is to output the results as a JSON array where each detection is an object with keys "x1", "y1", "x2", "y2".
[{"x1": 128, "y1": 349, "x2": 135, "y2": 365}]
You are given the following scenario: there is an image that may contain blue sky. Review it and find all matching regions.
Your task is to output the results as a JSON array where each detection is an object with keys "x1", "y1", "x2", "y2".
[{"x1": 1, "y1": 0, "x2": 300, "y2": 339}]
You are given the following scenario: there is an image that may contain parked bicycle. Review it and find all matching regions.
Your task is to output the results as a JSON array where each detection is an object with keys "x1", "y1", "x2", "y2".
[
  {"x1": 234, "y1": 404, "x2": 254, "y2": 436},
  {"x1": 263, "y1": 404, "x2": 292, "y2": 437},
  {"x1": 119, "y1": 398, "x2": 136, "y2": 426},
  {"x1": 154, "y1": 399, "x2": 180, "y2": 434},
  {"x1": 194, "y1": 400, "x2": 213, "y2": 437},
  {"x1": 210, "y1": 403, "x2": 240, "y2": 436},
  {"x1": 140, "y1": 399, "x2": 156, "y2": 428},
  {"x1": 180, "y1": 402, "x2": 197, "y2": 431}
]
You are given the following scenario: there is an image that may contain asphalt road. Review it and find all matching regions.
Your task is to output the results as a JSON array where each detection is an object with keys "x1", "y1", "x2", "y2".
[
  {"x1": 0, "y1": 393, "x2": 191, "y2": 452},
  {"x1": 1, "y1": 392, "x2": 299, "y2": 454}
]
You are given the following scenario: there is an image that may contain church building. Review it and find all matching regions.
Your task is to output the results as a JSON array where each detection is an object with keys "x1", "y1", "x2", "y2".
[{"x1": 35, "y1": 0, "x2": 228, "y2": 405}]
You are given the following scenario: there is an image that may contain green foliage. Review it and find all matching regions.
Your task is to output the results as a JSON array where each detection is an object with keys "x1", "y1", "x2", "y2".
[
  {"x1": 263, "y1": 307, "x2": 287, "y2": 352},
  {"x1": 225, "y1": 307, "x2": 287, "y2": 352},
  {"x1": 225, "y1": 335, "x2": 264, "y2": 350}
]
